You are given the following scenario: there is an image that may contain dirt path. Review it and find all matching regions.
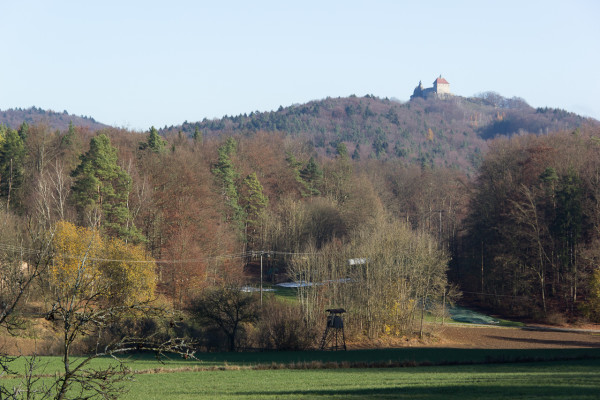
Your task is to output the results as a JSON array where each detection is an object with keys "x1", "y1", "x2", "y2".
[{"x1": 433, "y1": 324, "x2": 600, "y2": 349}]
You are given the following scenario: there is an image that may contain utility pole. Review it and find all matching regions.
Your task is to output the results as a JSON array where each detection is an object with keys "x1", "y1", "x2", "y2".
[
  {"x1": 7, "y1": 158, "x2": 13, "y2": 211},
  {"x1": 481, "y1": 241, "x2": 484, "y2": 297},
  {"x1": 260, "y1": 251, "x2": 263, "y2": 306},
  {"x1": 438, "y1": 209, "x2": 442, "y2": 245}
]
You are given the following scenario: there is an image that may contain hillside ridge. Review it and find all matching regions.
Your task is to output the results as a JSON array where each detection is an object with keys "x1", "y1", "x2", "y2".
[
  {"x1": 2, "y1": 94, "x2": 596, "y2": 174},
  {"x1": 161, "y1": 93, "x2": 596, "y2": 173},
  {"x1": 0, "y1": 106, "x2": 108, "y2": 132}
]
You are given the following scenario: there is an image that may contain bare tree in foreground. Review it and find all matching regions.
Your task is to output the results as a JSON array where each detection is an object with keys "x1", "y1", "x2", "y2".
[{"x1": 0, "y1": 220, "x2": 194, "y2": 399}]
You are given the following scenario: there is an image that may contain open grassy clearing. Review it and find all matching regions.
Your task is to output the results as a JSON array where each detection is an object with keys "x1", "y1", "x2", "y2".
[
  {"x1": 120, "y1": 359, "x2": 600, "y2": 400},
  {"x1": 3, "y1": 348, "x2": 600, "y2": 399},
  {"x1": 5, "y1": 359, "x2": 599, "y2": 400},
  {"x1": 3, "y1": 348, "x2": 600, "y2": 374},
  {"x1": 5, "y1": 347, "x2": 600, "y2": 375}
]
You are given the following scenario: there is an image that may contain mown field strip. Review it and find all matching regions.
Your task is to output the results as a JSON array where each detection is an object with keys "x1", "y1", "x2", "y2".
[
  {"x1": 5, "y1": 347, "x2": 600, "y2": 377},
  {"x1": 121, "y1": 359, "x2": 600, "y2": 400},
  {"x1": 3, "y1": 350, "x2": 600, "y2": 399}
]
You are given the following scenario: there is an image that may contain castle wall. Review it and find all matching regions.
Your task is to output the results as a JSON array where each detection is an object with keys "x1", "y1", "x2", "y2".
[
  {"x1": 436, "y1": 83, "x2": 450, "y2": 95},
  {"x1": 411, "y1": 77, "x2": 451, "y2": 100}
]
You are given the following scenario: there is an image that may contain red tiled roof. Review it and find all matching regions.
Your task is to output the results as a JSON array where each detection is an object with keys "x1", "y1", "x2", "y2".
[{"x1": 435, "y1": 77, "x2": 449, "y2": 85}]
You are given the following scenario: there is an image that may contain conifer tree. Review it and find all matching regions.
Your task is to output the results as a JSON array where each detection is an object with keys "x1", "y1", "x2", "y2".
[
  {"x1": 0, "y1": 126, "x2": 26, "y2": 208},
  {"x1": 352, "y1": 145, "x2": 360, "y2": 160},
  {"x1": 241, "y1": 172, "x2": 268, "y2": 247},
  {"x1": 17, "y1": 121, "x2": 29, "y2": 141},
  {"x1": 299, "y1": 157, "x2": 323, "y2": 196},
  {"x1": 146, "y1": 126, "x2": 166, "y2": 152},
  {"x1": 212, "y1": 137, "x2": 245, "y2": 227},
  {"x1": 192, "y1": 127, "x2": 203, "y2": 144},
  {"x1": 71, "y1": 134, "x2": 143, "y2": 242},
  {"x1": 61, "y1": 121, "x2": 76, "y2": 147}
]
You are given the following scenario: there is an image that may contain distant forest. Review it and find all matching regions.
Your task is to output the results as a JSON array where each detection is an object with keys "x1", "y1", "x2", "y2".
[
  {"x1": 161, "y1": 93, "x2": 594, "y2": 174},
  {"x1": 0, "y1": 106, "x2": 107, "y2": 132},
  {"x1": 0, "y1": 94, "x2": 599, "y2": 348}
]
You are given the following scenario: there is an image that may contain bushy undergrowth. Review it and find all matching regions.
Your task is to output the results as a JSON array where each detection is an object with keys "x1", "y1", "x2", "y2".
[{"x1": 254, "y1": 299, "x2": 319, "y2": 351}]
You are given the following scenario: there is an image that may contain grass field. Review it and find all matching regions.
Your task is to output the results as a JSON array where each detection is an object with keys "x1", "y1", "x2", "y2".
[
  {"x1": 8, "y1": 347, "x2": 600, "y2": 372},
  {"x1": 122, "y1": 359, "x2": 600, "y2": 399},
  {"x1": 3, "y1": 348, "x2": 600, "y2": 399}
]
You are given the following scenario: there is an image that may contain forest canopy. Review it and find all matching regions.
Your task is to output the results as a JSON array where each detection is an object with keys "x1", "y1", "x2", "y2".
[{"x1": 0, "y1": 98, "x2": 598, "y2": 360}]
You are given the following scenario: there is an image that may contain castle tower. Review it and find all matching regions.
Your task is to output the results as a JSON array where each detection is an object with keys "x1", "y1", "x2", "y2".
[
  {"x1": 411, "y1": 76, "x2": 451, "y2": 100},
  {"x1": 411, "y1": 80, "x2": 424, "y2": 99},
  {"x1": 433, "y1": 75, "x2": 450, "y2": 96}
]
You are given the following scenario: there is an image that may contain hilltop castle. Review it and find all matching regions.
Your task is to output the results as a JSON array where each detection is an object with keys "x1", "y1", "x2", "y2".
[{"x1": 411, "y1": 75, "x2": 451, "y2": 100}]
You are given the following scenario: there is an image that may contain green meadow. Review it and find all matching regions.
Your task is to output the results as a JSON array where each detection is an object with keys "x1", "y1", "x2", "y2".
[
  {"x1": 3, "y1": 348, "x2": 600, "y2": 399},
  {"x1": 122, "y1": 360, "x2": 600, "y2": 400}
]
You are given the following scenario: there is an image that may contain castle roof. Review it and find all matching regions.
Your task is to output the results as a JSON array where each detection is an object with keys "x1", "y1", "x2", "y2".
[{"x1": 435, "y1": 76, "x2": 449, "y2": 85}]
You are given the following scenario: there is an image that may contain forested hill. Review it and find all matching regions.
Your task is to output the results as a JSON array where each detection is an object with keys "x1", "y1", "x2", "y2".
[
  {"x1": 2, "y1": 95, "x2": 595, "y2": 174},
  {"x1": 0, "y1": 107, "x2": 108, "y2": 132},
  {"x1": 162, "y1": 93, "x2": 596, "y2": 173}
]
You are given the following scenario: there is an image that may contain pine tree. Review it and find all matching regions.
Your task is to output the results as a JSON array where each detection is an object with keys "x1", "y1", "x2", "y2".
[
  {"x1": 71, "y1": 134, "x2": 143, "y2": 242},
  {"x1": 192, "y1": 127, "x2": 203, "y2": 144},
  {"x1": 336, "y1": 142, "x2": 349, "y2": 159},
  {"x1": 241, "y1": 173, "x2": 268, "y2": 225},
  {"x1": 299, "y1": 157, "x2": 323, "y2": 196},
  {"x1": 147, "y1": 126, "x2": 166, "y2": 152},
  {"x1": 241, "y1": 172, "x2": 268, "y2": 248},
  {"x1": 212, "y1": 137, "x2": 245, "y2": 227},
  {"x1": 0, "y1": 126, "x2": 26, "y2": 208},
  {"x1": 61, "y1": 121, "x2": 76, "y2": 147},
  {"x1": 17, "y1": 122, "x2": 29, "y2": 141},
  {"x1": 352, "y1": 145, "x2": 360, "y2": 160}
]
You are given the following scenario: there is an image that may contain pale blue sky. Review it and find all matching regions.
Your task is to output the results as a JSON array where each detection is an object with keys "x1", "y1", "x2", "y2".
[{"x1": 1, "y1": 1, "x2": 598, "y2": 130}]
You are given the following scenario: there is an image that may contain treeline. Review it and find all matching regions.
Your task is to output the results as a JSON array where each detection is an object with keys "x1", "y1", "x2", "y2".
[
  {"x1": 1, "y1": 114, "x2": 599, "y2": 398},
  {"x1": 0, "y1": 118, "x2": 599, "y2": 353},
  {"x1": 162, "y1": 94, "x2": 593, "y2": 174},
  {"x1": 0, "y1": 121, "x2": 456, "y2": 345},
  {"x1": 0, "y1": 107, "x2": 106, "y2": 132},
  {"x1": 458, "y1": 126, "x2": 600, "y2": 321}
]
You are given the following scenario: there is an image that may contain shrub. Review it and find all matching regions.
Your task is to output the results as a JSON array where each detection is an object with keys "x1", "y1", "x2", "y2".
[{"x1": 255, "y1": 299, "x2": 318, "y2": 351}]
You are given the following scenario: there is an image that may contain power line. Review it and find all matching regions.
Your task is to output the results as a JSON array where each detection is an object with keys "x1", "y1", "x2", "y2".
[{"x1": 0, "y1": 243, "x2": 317, "y2": 265}]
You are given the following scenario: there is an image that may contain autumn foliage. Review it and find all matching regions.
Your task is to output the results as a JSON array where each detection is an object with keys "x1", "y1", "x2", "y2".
[
  {"x1": 51, "y1": 220, "x2": 156, "y2": 306},
  {"x1": 0, "y1": 102, "x2": 598, "y2": 330}
]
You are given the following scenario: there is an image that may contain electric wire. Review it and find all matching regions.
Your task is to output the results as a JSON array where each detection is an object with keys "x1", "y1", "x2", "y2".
[
  {"x1": 0, "y1": 242, "x2": 543, "y2": 301},
  {"x1": 0, "y1": 243, "x2": 316, "y2": 266}
]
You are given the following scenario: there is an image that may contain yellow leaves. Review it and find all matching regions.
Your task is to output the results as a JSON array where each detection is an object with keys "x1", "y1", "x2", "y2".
[
  {"x1": 102, "y1": 237, "x2": 156, "y2": 305},
  {"x1": 51, "y1": 221, "x2": 156, "y2": 305},
  {"x1": 591, "y1": 268, "x2": 600, "y2": 298},
  {"x1": 427, "y1": 128, "x2": 434, "y2": 142},
  {"x1": 383, "y1": 324, "x2": 401, "y2": 336},
  {"x1": 384, "y1": 324, "x2": 392, "y2": 335},
  {"x1": 587, "y1": 268, "x2": 600, "y2": 318},
  {"x1": 51, "y1": 221, "x2": 103, "y2": 293}
]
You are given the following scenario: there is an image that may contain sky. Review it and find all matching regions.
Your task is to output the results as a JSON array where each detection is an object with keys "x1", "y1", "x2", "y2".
[{"x1": 1, "y1": 0, "x2": 598, "y2": 131}]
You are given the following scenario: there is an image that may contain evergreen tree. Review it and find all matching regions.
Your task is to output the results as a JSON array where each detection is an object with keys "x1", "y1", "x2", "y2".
[
  {"x1": 192, "y1": 127, "x2": 203, "y2": 144},
  {"x1": 241, "y1": 172, "x2": 268, "y2": 248},
  {"x1": 212, "y1": 137, "x2": 245, "y2": 227},
  {"x1": 352, "y1": 145, "x2": 360, "y2": 160},
  {"x1": 71, "y1": 134, "x2": 143, "y2": 242},
  {"x1": 61, "y1": 121, "x2": 76, "y2": 147},
  {"x1": 146, "y1": 126, "x2": 166, "y2": 152},
  {"x1": 299, "y1": 157, "x2": 323, "y2": 197},
  {"x1": 336, "y1": 142, "x2": 349, "y2": 159},
  {"x1": 241, "y1": 173, "x2": 268, "y2": 224},
  {"x1": 0, "y1": 126, "x2": 26, "y2": 208},
  {"x1": 372, "y1": 128, "x2": 388, "y2": 158},
  {"x1": 17, "y1": 122, "x2": 29, "y2": 141}
]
